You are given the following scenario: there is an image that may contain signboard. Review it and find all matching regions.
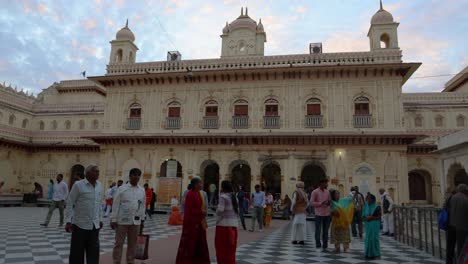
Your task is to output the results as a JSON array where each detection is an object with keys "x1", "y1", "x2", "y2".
[
  {"x1": 158, "y1": 177, "x2": 182, "y2": 204},
  {"x1": 166, "y1": 160, "x2": 178, "y2": 178}
]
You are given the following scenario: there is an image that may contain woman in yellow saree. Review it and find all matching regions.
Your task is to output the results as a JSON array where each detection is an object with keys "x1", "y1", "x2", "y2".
[{"x1": 330, "y1": 189, "x2": 354, "y2": 253}]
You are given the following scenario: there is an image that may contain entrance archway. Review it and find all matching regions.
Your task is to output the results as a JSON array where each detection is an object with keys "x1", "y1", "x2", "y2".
[
  {"x1": 261, "y1": 163, "x2": 281, "y2": 196},
  {"x1": 70, "y1": 164, "x2": 85, "y2": 189},
  {"x1": 447, "y1": 163, "x2": 468, "y2": 192},
  {"x1": 159, "y1": 159, "x2": 182, "y2": 178},
  {"x1": 200, "y1": 160, "x2": 220, "y2": 194},
  {"x1": 301, "y1": 162, "x2": 326, "y2": 191},
  {"x1": 408, "y1": 169, "x2": 431, "y2": 201},
  {"x1": 230, "y1": 161, "x2": 251, "y2": 194},
  {"x1": 159, "y1": 159, "x2": 183, "y2": 204}
]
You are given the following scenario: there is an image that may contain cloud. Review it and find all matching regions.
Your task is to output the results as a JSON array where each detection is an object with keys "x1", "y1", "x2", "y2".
[
  {"x1": 82, "y1": 19, "x2": 97, "y2": 31},
  {"x1": 292, "y1": 6, "x2": 307, "y2": 14},
  {"x1": 37, "y1": 3, "x2": 49, "y2": 14}
]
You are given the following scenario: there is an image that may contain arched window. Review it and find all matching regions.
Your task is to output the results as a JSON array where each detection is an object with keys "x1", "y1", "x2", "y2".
[
  {"x1": 79, "y1": 120, "x2": 85, "y2": 130},
  {"x1": 51, "y1": 120, "x2": 57, "y2": 130},
  {"x1": 65, "y1": 120, "x2": 71, "y2": 130},
  {"x1": 457, "y1": 115, "x2": 465, "y2": 127},
  {"x1": 8, "y1": 114, "x2": 15, "y2": 125},
  {"x1": 93, "y1": 119, "x2": 99, "y2": 129},
  {"x1": 264, "y1": 98, "x2": 279, "y2": 116},
  {"x1": 415, "y1": 115, "x2": 423, "y2": 127},
  {"x1": 306, "y1": 98, "x2": 321, "y2": 116},
  {"x1": 116, "y1": 49, "x2": 123, "y2": 62},
  {"x1": 233, "y1": 99, "x2": 248, "y2": 116},
  {"x1": 22, "y1": 119, "x2": 28, "y2": 129},
  {"x1": 380, "y1": 33, "x2": 390, "y2": 49},
  {"x1": 168, "y1": 101, "x2": 181, "y2": 117},
  {"x1": 129, "y1": 51, "x2": 133, "y2": 62},
  {"x1": 39, "y1": 121, "x2": 45, "y2": 130},
  {"x1": 129, "y1": 103, "x2": 142, "y2": 118},
  {"x1": 205, "y1": 100, "x2": 218, "y2": 117},
  {"x1": 354, "y1": 96, "x2": 370, "y2": 115},
  {"x1": 435, "y1": 115, "x2": 444, "y2": 127}
]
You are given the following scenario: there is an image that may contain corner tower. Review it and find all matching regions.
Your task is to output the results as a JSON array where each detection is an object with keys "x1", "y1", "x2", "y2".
[
  {"x1": 109, "y1": 20, "x2": 138, "y2": 64},
  {"x1": 220, "y1": 7, "x2": 267, "y2": 58},
  {"x1": 368, "y1": 0, "x2": 399, "y2": 51}
]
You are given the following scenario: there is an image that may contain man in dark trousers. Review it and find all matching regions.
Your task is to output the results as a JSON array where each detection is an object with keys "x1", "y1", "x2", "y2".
[
  {"x1": 65, "y1": 165, "x2": 103, "y2": 264},
  {"x1": 237, "y1": 185, "x2": 247, "y2": 230},
  {"x1": 448, "y1": 184, "x2": 468, "y2": 261},
  {"x1": 351, "y1": 186, "x2": 365, "y2": 238}
]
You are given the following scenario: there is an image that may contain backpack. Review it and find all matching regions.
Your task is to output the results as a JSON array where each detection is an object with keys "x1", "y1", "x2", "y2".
[{"x1": 438, "y1": 209, "x2": 449, "y2": 231}]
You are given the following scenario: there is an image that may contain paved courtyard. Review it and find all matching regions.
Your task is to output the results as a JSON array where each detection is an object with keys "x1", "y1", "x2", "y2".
[{"x1": 0, "y1": 207, "x2": 444, "y2": 264}]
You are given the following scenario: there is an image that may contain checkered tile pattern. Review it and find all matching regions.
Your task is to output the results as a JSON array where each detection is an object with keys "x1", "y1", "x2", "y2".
[
  {"x1": 235, "y1": 221, "x2": 445, "y2": 264},
  {"x1": 0, "y1": 207, "x2": 216, "y2": 264}
]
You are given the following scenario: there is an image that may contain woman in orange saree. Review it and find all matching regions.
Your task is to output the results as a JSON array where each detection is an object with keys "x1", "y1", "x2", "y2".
[
  {"x1": 168, "y1": 196, "x2": 183, "y2": 225},
  {"x1": 176, "y1": 177, "x2": 210, "y2": 264}
]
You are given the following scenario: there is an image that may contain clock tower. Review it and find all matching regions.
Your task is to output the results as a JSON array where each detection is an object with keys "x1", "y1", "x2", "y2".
[{"x1": 220, "y1": 7, "x2": 266, "y2": 58}]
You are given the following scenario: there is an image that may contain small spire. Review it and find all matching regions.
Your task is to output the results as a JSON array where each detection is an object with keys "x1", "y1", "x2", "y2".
[
  {"x1": 125, "y1": 18, "x2": 128, "y2": 28},
  {"x1": 245, "y1": 7, "x2": 248, "y2": 16},
  {"x1": 241, "y1": 7, "x2": 243, "y2": 16},
  {"x1": 259, "y1": 18, "x2": 262, "y2": 24},
  {"x1": 380, "y1": 0, "x2": 383, "y2": 10}
]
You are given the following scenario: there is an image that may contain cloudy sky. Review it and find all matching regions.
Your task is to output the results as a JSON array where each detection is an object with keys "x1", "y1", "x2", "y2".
[{"x1": 0, "y1": 0, "x2": 467, "y2": 95}]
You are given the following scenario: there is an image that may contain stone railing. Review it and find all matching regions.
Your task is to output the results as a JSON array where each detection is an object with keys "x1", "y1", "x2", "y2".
[
  {"x1": 32, "y1": 103, "x2": 105, "y2": 113},
  {"x1": 202, "y1": 116, "x2": 219, "y2": 129},
  {"x1": 304, "y1": 115, "x2": 323, "y2": 128},
  {"x1": 232, "y1": 116, "x2": 249, "y2": 129},
  {"x1": 263, "y1": 116, "x2": 280, "y2": 129},
  {"x1": 106, "y1": 50, "x2": 402, "y2": 75},
  {"x1": 353, "y1": 115, "x2": 373, "y2": 128},
  {"x1": 126, "y1": 118, "x2": 141, "y2": 130},
  {"x1": 166, "y1": 117, "x2": 181, "y2": 129},
  {"x1": 403, "y1": 92, "x2": 468, "y2": 105}
]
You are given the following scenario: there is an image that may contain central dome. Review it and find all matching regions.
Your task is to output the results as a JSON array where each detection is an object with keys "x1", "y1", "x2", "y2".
[
  {"x1": 116, "y1": 20, "x2": 135, "y2": 41},
  {"x1": 371, "y1": 9, "x2": 394, "y2": 24}
]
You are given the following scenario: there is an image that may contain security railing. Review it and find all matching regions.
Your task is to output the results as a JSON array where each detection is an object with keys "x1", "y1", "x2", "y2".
[
  {"x1": 263, "y1": 116, "x2": 280, "y2": 129},
  {"x1": 126, "y1": 118, "x2": 141, "y2": 130},
  {"x1": 232, "y1": 116, "x2": 249, "y2": 129},
  {"x1": 202, "y1": 116, "x2": 219, "y2": 129},
  {"x1": 165, "y1": 117, "x2": 181, "y2": 129},
  {"x1": 305, "y1": 115, "x2": 323, "y2": 128},
  {"x1": 393, "y1": 206, "x2": 445, "y2": 260},
  {"x1": 353, "y1": 115, "x2": 373, "y2": 128}
]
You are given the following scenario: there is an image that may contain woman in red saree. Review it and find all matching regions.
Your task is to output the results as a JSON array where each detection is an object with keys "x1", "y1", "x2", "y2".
[{"x1": 176, "y1": 177, "x2": 210, "y2": 264}]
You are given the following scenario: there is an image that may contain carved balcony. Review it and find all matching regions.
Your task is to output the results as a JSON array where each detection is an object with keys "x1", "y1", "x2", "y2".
[
  {"x1": 126, "y1": 118, "x2": 141, "y2": 130},
  {"x1": 166, "y1": 117, "x2": 181, "y2": 129},
  {"x1": 263, "y1": 116, "x2": 280, "y2": 129},
  {"x1": 232, "y1": 116, "x2": 249, "y2": 129},
  {"x1": 305, "y1": 115, "x2": 323, "y2": 128},
  {"x1": 353, "y1": 115, "x2": 373, "y2": 128},
  {"x1": 202, "y1": 116, "x2": 219, "y2": 129}
]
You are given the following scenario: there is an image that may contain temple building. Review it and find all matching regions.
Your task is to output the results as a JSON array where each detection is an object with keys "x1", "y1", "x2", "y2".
[{"x1": 1, "y1": 3, "x2": 467, "y2": 205}]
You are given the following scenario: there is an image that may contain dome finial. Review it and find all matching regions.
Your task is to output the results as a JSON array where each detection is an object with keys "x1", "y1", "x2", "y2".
[
  {"x1": 125, "y1": 18, "x2": 128, "y2": 28},
  {"x1": 380, "y1": 0, "x2": 383, "y2": 10},
  {"x1": 241, "y1": 7, "x2": 243, "y2": 16},
  {"x1": 245, "y1": 7, "x2": 248, "y2": 16}
]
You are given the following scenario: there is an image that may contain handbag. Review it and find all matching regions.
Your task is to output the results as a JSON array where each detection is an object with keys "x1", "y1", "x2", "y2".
[
  {"x1": 438, "y1": 208, "x2": 449, "y2": 231},
  {"x1": 135, "y1": 233, "x2": 150, "y2": 260}
]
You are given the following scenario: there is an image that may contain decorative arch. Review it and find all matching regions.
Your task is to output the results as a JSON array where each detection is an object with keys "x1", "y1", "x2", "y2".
[
  {"x1": 204, "y1": 100, "x2": 218, "y2": 117},
  {"x1": 414, "y1": 115, "x2": 423, "y2": 127},
  {"x1": 159, "y1": 159, "x2": 182, "y2": 178},
  {"x1": 435, "y1": 115, "x2": 444, "y2": 128},
  {"x1": 92, "y1": 119, "x2": 99, "y2": 129},
  {"x1": 228, "y1": 159, "x2": 250, "y2": 172},
  {"x1": 167, "y1": 101, "x2": 181, "y2": 118},
  {"x1": 301, "y1": 160, "x2": 327, "y2": 173},
  {"x1": 65, "y1": 120, "x2": 71, "y2": 130},
  {"x1": 200, "y1": 160, "x2": 220, "y2": 195},
  {"x1": 233, "y1": 99, "x2": 249, "y2": 116},
  {"x1": 8, "y1": 114, "x2": 15, "y2": 125},
  {"x1": 306, "y1": 97, "x2": 322, "y2": 116},
  {"x1": 115, "y1": 49, "x2": 123, "y2": 62},
  {"x1": 261, "y1": 161, "x2": 281, "y2": 195},
  {"x1": 128, "y1": 103, "x2": 142, "y2": 118},
  {"x1": 78, "y1": 120, "x2": 85, "y2": 130},
  {"x1": 39, "y1": 121, "x2": 45, "y2": 130},
  {"x1": 264, "y1": 98, "x2": 279, "y2": 116},
  {"x1": 354, "y1": 96, "x2": 371, "y2": 115},
  {"x1": 380, "y1": 33, "x2": 390, "y2": 48},
  {"x1": 51, "y1": 120, "x2": 57, "y2": 130},
  {"x1": 447, "y1": 163, "x2": 468, "y2": 192},
  {"x1": 408, "y1": 169, "x2": 432, "y2": 203},
  {"x1": 301, "y1": 160, "x2": 326, "y2": 190},
  {"x1": 21, "y1": 119, "x2": 28, "y2": 129},
  {"x1": 229, "y1": 160, "x2": 251, "y2": 193},
  {"x1": 457, "y1": 115, "x2": 465, "y2": 127},
  {"x1": 353, "y1": 162, "x2": 376, "y2": 196}
]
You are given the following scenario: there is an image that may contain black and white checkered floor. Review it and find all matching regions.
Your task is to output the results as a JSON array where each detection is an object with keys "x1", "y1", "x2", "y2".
[
  {"x1": 0, "y1": 207, "x2": 445, "y2": 264},
  {"x1": 0, "y1": 207, "x2": 216, "y2": 264},
  {"x1": 235, "y1": 222, "x2": 444, "y2": 264}
]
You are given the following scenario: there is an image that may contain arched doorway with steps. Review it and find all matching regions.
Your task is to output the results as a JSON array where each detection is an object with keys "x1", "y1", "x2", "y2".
[
  {"x1": 261, "y1": 162, "x2": 281, "y2": 197},
  {"x1": 301, "y1": 161, "x2": 326, "y2": 191},
  {"x1": 200, "y1": 160, "x2": 220, "y2": 205},
  {"x1": 229, "y1": 160, "x2": 251, "y2": 194}
]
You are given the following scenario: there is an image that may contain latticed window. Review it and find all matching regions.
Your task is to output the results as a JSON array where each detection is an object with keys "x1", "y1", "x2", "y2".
[
  {"x1": 265, "y1": 99, "x2": 279, "y2": 116},
  {"x1": 205, "y1": 100, "x2": 218, "y2": 117},
  {"x1": 234, "y1": 99, "x2": 248, "y2": 116},
  {"x1": 168, "y1": 101, "x2": 181, "y2": 117},
  {"x1": 306, "y1": 98, "x2": 321, "y2": 115},
  {"x1": 354, "y1": 97, "x2": 370, "y2": 115}
]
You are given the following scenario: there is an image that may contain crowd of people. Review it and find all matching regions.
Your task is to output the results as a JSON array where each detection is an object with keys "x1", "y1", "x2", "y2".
[{"x1": 29, "y1": 163, "x2": 468, "y2": 264}]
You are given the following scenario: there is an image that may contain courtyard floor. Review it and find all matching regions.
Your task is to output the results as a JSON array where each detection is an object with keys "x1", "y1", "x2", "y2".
[{"x1": 0, "y1": 207, "x2": 444, "y2": 264}]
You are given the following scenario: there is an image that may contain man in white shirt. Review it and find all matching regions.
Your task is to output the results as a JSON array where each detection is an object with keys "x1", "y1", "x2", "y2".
[
  {"x1": 65, "y1": 165, "x2": 103, "y2": 264},
  {"x1": 41, "y1": 174, "x2": 69, "y2": 227},
  {"x1": 111, "y1": 168, "x2": 146, "y2": 264},
  {"x1": 379, "y1": 188, "x2": 395, "y2": 236}
]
